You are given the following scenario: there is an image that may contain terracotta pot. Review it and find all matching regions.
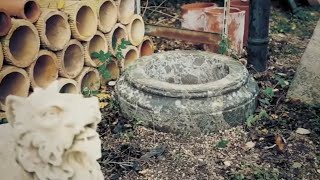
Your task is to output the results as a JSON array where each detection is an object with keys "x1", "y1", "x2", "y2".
[
  {"x1": 231, "y1": 0, "x2": 250, "y2": 46},
  {"x1": 35, "y1": 9, "x2": 71, "y2": 51},
  {"x1": 1, "y1": 19, "x2": 40, "y2": 68},
  {"x1": 97, "y1": 0, "x2": 117, "y2": 33},
  {"x1": 26, "y1": 50, "x2": 59, "y2": 89},
  {"x1": 122, "y1": 45, "x2": 139, "y2": 69},
  {"x1": 181, "y1": 2, "x2": 217, "y2": 31},
  {"x1": 116, "y1": 0, "x2": 135, "y2": 25},
  {"x1": 75, "y1": 67, "x2": 101, "y2": 92},
  {"x1": 0, "y1": 0, "x2": 41, "y2": 23},
  {"x1": 0, "y1": 9, "x2": 12, "y2": 36},
  {"x1": 138, "y1": 36, "x2": 154, "y2": 57},
  {"x1": 204, "y1": 7, "x2": 245, "y2": 55},
  {"x1": 0, "y1": 65, "x2": 30, "y2": 111},
  {"x1": 57, "y1": 78, "x2": 79, "y2": 94}
]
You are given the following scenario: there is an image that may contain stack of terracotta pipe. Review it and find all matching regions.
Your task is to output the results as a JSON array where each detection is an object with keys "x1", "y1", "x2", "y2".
[{"x1": 0, "y1": 0, "x2": 155, "y2": 115}]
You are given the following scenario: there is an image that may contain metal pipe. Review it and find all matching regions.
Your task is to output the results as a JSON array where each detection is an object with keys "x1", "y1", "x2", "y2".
[
  {"x1": 145, "y1": 24, "x2": 221, "y2": 45},
  {"x1": 247, "y1": 0, "x2": 271, "y2": 72},
  {"x1": 287, "y1": 0, "x2": 301, "y2": 14}
]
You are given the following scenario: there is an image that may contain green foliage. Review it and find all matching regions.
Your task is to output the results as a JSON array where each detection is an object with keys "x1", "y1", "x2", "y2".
[
  {"x1": 90, "y1": 38, "x2": 131, "y2": 80},
  {"x1": 228, "y1": 174, "x2": 245, "y2": 180},
  {"x1": 293, "y1": 10, "x2": 318, "y2": 22},
  {"x1": 218, "y1": 36, "x2": 231, "y2": 55},
  {"x1": 275, "y1": 76, "x2": 289, "y2": 88},
  {"x1": 272, "y1": 18, "x2": 295, "y2": 33},
  {"x1": 253, "y1": 168, "x2": 279, "y2": 180},
  {"x1": 259, "y1": 87, "x2": 275, "y2": 106},
  {"x1": 82, "y1": 38, "x2": 130, "y2": 97},
  {"x1": 216, "y1": 139, "x2": 229, "y2": 149},
  {"x1": 246, "y1": 110, "x2": 269, "y2": 127},
  {"x1": 259, "y1": 75, "x2": 289, "y2": 106},
  {"x1": 82, "y1": 87, "x2": 99, "y2": 98}
]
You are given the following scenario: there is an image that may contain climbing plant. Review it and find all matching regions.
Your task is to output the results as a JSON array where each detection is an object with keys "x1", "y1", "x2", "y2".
[
  {"x1": 91, "y1": 38, "x2": 131, "y2": 80},
  {"x1": 81, "y1": 38, "x2": 131, "y2": 97}
]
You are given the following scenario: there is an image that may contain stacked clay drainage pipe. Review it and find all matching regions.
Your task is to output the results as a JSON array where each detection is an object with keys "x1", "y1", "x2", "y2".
[{"x1": 0, "y1": 0, "x2": 155, "y2": 115}]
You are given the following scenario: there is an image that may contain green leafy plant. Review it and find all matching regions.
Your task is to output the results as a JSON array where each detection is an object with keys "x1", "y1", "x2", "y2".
[
  {"x1": 228, "y1": 174, "x2": 245, "y2": 180},
  {"x1": 218, "y1": 36, "x2": 231, "y2": 55},
  {"x1": 246, "y1": 110, "x2": 269, "y2": 127},
  {"x1": 258, "y1": 87, "x2": 275, "y2": 106},
  {"x1": 253, "y1": 168, "x2": 279, "y2": 180},
  {"x1": 82, "y1": 86, "x2": 100, "y2": 97},
  {"x1": 216, "y1": 139, "x2": 229, "y2": 149},
  {"x1": 90, "y1": 38, "x2": 130, "y2": 80},
  {"x1": 81, "y1": 38, "x2": 130, "y2": 97}
]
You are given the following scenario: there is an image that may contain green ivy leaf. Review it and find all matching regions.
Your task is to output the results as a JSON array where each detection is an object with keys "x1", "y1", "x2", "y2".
[
  {"x1": 98, "y1": 65, "x2": 111, "y2": 79},
  {"x1": 116, "y1": 51, "x2": 124, "y2": 60},
  {"x1": 91, "y1": 52, "x2": 100, "y2": 58},
  {"x1": 216, "y1": 139, "x2": 229, "y2": 149},
  {"x1": 259, "y1": 98, "x2": 271, "y2": 106},
  {"x1": 119, "y1": 38, "x2": 131, "y2": 49},
  {"x1": 262, "y1": 87, "x2": 275, "y2": 98},
  {"x1": 275, "y1": 76, "x2": 289, "y2": 88},
  {"x1": 104, "y1": 52, "x2": 112, "y2": 60}
]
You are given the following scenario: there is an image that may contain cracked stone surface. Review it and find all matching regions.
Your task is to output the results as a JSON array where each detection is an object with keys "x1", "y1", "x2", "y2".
[{"x1": 115, "y1": 50, "x2": 259, "y2": 134}]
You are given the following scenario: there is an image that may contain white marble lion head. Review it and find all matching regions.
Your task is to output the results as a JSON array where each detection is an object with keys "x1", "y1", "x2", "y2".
[{"x1": 5, "y1": 80, "x2": 104, "y2": 180}]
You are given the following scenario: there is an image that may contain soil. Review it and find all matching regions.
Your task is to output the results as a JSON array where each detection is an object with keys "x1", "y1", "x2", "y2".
[{"x1": 97, "y1": 1, "x2": 320, "y2": 180}]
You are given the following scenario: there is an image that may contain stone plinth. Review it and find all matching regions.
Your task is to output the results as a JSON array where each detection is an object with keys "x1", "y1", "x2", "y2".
[
  {"x1": 115, "y1": 50, "x2": 259, "y2": 134},
  {"x1": 287, "y1": 19, "x2": 320, "y2": 104}
]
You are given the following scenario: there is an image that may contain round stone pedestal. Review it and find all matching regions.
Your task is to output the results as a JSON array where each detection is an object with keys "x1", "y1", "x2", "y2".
[{"x1": 115, "y1": 50, "x2": 259, "y2": 134}]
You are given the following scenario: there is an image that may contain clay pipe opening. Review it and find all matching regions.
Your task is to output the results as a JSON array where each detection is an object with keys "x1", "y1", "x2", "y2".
[
  {"x1": 106, "y1": 23, "x2": 128, "y2": 55},
  {"x1": 122, "y1": 45, "x2": 139, "y2": 69},
  {"x1": 27, "y1": 50, "x2": 58, "y2": 89},
  {"x1": 36, "y1": 9, "x2": 71, "y2": 51},
  {"x1": 0, "y1": 10, "x2": 12, "y2": 36},
  {"x1": 0, "y1": 65, "x2": 30, "y2": 111},
  {"x1": 57, "y1": 78, "x2": 79, "y2": 94},
  {"x1": 64, "y1": 2, "x2": 98, "y2": 41},
  {"x1": 126, "y1": 14, "x2": 145, "y2": 46},
  {"x1": 83, "y1": 31, "x2": 108, "y2": 67},
  {"x1": 117, "y1": 0, "x2": 135, "y2": 24},
  {"x1": 56, "y1": 39, "x2": 84, "y2": 78},
  {"x1": 75, "y1": 67, "x2": 101, "y2": 93},
  {"x1": 23, "y1": 0, "x2": 41, "y2": 23},
  {"x1": 138, "y1": 37, "x2": 154, "y2": 57},
  {"x1": 98, "y1": 0, "x2": 117, "y2": 33},
  {"x1": 106, "y1": 60, "x2": 120, "y2": 80},
  {"x1": 0, "y1": 0, "x2": 41, "y2": 23},
  {"x1": 1, "y1": 19, "x2": 40, "y2": 68}
]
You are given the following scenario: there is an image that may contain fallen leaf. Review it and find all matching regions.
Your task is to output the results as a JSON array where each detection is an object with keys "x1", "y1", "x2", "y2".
[
  {"x1": 245, "y1": 141, "x2": 256, "y2": 150},
  {"x1": 99, "y1": 102, "x2": 108, "y2": 108},
  {"x1": 296, "y1": 128, "x2": 311, "y2": 135},
  {"x1": 108, "y1": 81, "x2": 116, "y2": 86},
  {"x1": 96, "y1": 93, "x2": 111, "y2": 100},
  {"x1": 57, "y1": 0, "x2": 65, "y2": 10},
  {"x1": 292, "y1": 162, "x2": 302, "y2": 168},
  {"x1": 275, "y1": 134, "x2": 286, "y2": 152},
  {"x1": 224, "y1": 161, "x2": 232, "y2": 167},
  {"x1": 139, "y1": 169, "x2": 152, "y2": 175}
]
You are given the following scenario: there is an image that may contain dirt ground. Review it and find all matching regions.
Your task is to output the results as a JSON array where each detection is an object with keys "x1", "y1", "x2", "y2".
[{"x1": 97, "y1": 1, "x2": 320, "y2": 180}]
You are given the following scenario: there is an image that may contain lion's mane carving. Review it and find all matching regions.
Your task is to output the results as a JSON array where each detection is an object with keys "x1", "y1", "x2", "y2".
[{"x1": 5, "y1": 81, "x2": 104, "y2": 180}]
